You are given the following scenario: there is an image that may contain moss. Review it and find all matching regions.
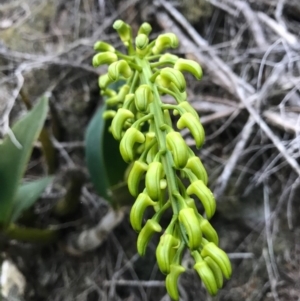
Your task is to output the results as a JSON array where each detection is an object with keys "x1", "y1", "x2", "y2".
[{"x1": 180, "y1": 0, "x2": 213, "y2": 23}]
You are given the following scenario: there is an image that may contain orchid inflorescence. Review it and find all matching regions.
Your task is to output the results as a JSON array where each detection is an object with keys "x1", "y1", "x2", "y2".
[{"x1": 92, "y1": 20, "x2": 232, "y2": 299}]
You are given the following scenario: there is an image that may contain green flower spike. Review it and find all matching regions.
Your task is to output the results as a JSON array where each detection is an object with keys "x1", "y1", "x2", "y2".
[{"x1": 92, "y1": 21, "x2": 232, "y2": 300}]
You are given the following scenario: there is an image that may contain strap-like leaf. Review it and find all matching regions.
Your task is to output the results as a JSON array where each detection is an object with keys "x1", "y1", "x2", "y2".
[
  {"x1": 0, "y1": 97, "x2": 48, "y2": 224},
  {"x1": 85, "y1": 103, "x2": 129, "y2": 205},
  {"x1": 11, "y1": 177, "x2": 53, "y2": 222}
]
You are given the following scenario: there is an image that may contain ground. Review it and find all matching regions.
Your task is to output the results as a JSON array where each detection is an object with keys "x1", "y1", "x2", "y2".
[{"x1": 0, "y1": 0, "x2": 300, "y2": 300}]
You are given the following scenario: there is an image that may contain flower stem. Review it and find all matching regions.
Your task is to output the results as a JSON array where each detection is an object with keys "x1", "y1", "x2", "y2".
[
  {"x1": 135, "y1": 57, "x2": 180, "y2": 215},
  {"x1": 3, "y1": 224, "x2": 58, "y2": 244}
]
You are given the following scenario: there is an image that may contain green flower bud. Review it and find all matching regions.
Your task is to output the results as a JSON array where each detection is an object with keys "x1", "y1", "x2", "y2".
[
  {"x1": 160, "y1": 179, "x2": 167, "y2": 190},
  {"x1": 185, "y1": 156, "x2": 208, "y2": 185},
  {"x1": 144, "y1": 132, "x2": 158, "y2": 164},
  {"x1": 166, "y1": 264, "x2": 185, "y2": 301},
  {"x1": 136, "y1": 34, "x2": 149, "y2": 50},
  {"x1": 102, "y1": 88, "x2": 117, "y2": 98},
  {"x1": 185, "y1": 197, "x2": 198, "y2": 212},
  {"x1": 128, "y1": 160, "x2": 148, "y2": 197},
  {"x1": 130, "y1": 193, "x2": 156, "y2": 232},
  {"x1": 106, "y1": 85, "x2": 130, "y2": 106},
  {"x1": 174, "y1": 58, "x2": 202, "y2": 79},
  {"x1": 159, "y1": 53, "x2": 179, "y2": 64},
  {"x1": 137, "y1": 219, "x2": 162, "y2": 255},
  {"x1": 152, "y1": 33, "x2": 179, "y2": 54},
  {"x1": 160, "y1": 68, "x2": 186, "y2": 93},
  {"x1": 156, "y1": 233, "x2": 180, "y2": 274},
  {"x1": 155, "y1": 74, "x2": 170, "y2": 89},
  {"x1": 177, "y1": 112, "x2": 205, "y2": 149},
  {"x1": 201, "y1": 242, "x2": 232, "y2": 280},
  {"x1": 98, "y1": 74, "x2": 113, "y2": 89},
  {"x1": 166, "y1": 132, "x2": 189, "y2": 169},
  {"x1": 178, "y1": 208, "x2": 202, "y2": 250},
  {"x1": 92, "y1": 52, "x2": 118, "y2": 67},
  {"x1": 144, "y1": 131, "x2": 156, "y2": 150},
  {"x1": 186, "y1": 180, "x2": 216, "y2": 219},
  {"x1": 204, "y1": 256, "x2": 224, "y2": 289},
  {"x1": 176, "y1": 101, "x2": 199, "y2": 119},
  {"x1": 108, "y1": 60, "x2": 132, "y2": 81},
  {"x1": 111, "y1": 108, "x2": 134, "y2": 140},
  {"x1": 173, "y1": 90, "x2": 187, "y2": 103},
  {"x1": 194, "y1": 260, "x2": 219, "y2": 296},
  {"x1": 93, "y1": 41, "x2": 115, "y2": 52},
  {"x1": 117, "y1": 84, "x2": 130, "y2": 100},
  {"x1": 198, "y1": 214, "x2": 219, "y2": 245},
  {"x1": 138, "y1": 22, "x2": 152, "y2": 36},
  {"x1": 123, "y1": 93, "x2": 136, "y2": 109},
  {"x1": 145, "y1": 161, "x2": 165, "y2": 200},
  {"x1": 102, "y1": 110, "x2": 116, "y2": 120},
  {"x1": 113, "y1": 20, "x2": 132, "y2": 46},
  {"x1": 120, "y1": 128, "x2": 145, "y2": 163},
  {"x1": 134, "y1": 84, "x2": 153, "y2": 112}
]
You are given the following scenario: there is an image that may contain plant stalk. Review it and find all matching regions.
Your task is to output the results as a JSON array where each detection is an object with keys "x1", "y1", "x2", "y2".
[
  {"x1": 3, "y1": 224, "x2": 58, "y2": 244},
  {"x1": 135, "y1": 57, "x2": 180, "y2": 215}
]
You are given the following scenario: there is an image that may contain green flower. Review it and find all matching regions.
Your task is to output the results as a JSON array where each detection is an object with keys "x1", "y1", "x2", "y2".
[{"x1": 92, "y1": 20, "x2": 232, "y2": 300}]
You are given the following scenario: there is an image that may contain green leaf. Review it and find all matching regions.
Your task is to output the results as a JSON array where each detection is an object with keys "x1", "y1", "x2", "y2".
[
  {"x1": 85, "y1": 103, "x2": 129, "y2": 205},
  {"x1": 0, "y1": 97, "x2": 49, "y2": 224},
  {"x1": 11, "y1": 177, "x2": 53, "y2": 222}
]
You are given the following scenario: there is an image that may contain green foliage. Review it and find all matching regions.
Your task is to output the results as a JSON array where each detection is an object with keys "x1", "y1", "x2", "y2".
[
  {"x1": 11, "y1": 177, "x2": 53, "y2": 222},
  {"x1": 0, "y1": 97, "x2": 52, "y2": 225},
  {"x1": 90, "y1": 20, "x2": 232, "y2": 299},
  {"x1": 85, "y1": 99, "x2": 129, "y2": 207}
]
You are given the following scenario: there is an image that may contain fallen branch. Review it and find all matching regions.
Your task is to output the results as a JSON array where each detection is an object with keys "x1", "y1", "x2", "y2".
[{"x1": 64, "y1": 208, "x2": 126, "y2": 255}]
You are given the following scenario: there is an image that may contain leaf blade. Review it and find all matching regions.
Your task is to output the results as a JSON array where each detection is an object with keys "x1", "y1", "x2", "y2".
[
  {"x1": 85, "y1": 104, "x2": 129, "y2": 205},
  {"x1": 0, "y1": 97, "x2": 49, "y2": 223},
  {"x1": 11, "y1": 177, "x2": 53, "y2": 222}
]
